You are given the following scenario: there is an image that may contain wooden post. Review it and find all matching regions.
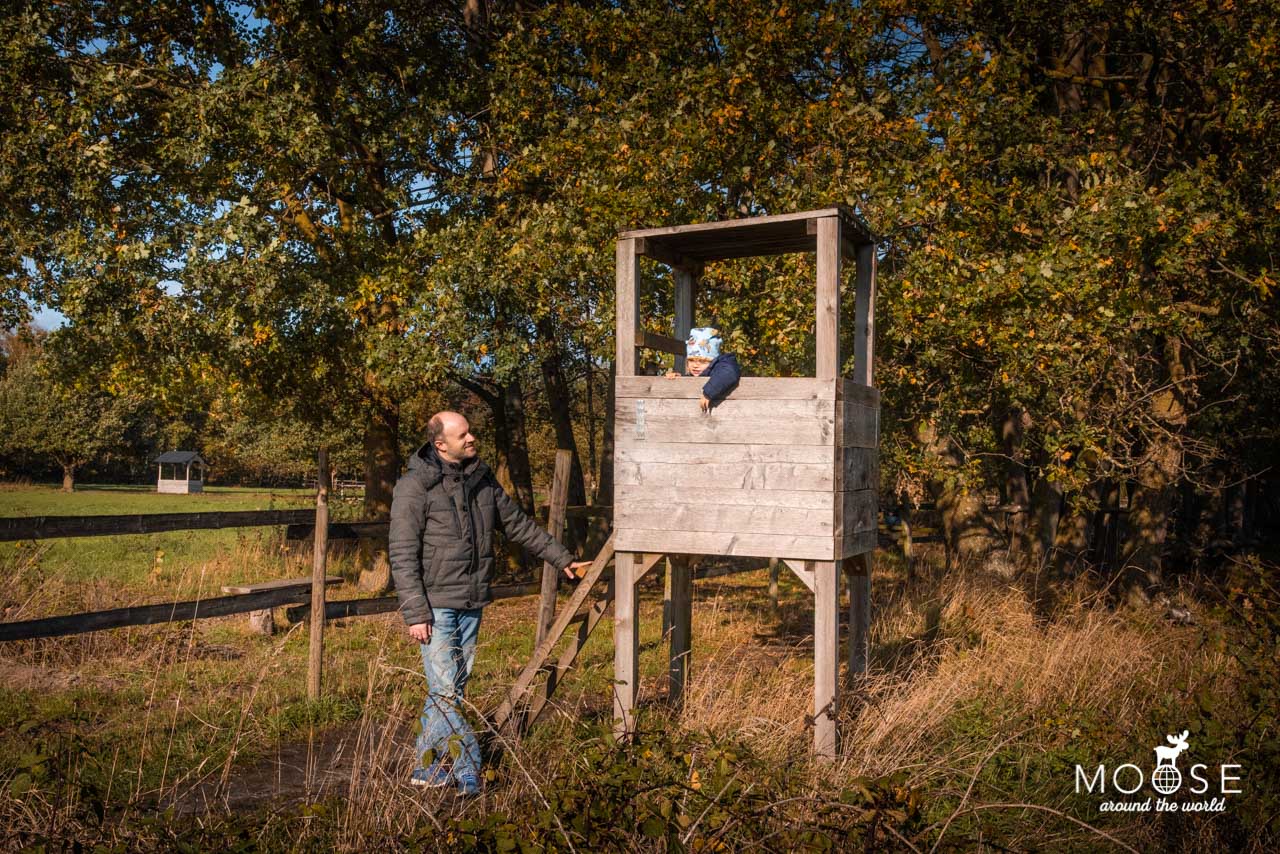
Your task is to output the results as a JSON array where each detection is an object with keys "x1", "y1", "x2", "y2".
[
  {"x1": 815, "y1": 216, "x2": 842, "y2": 380},
  {"x1": 814, "y1": 559, "x2": 840, "y2": 759},
  {"x1": 667, "y1": 556, "x2": 692, "y2": 710},
  {"x1": 674, "y1": 268, "x2": 695, "y2": 375},
  {"x1": 536, "y1": 449, "x2": 573, "y2": 647},
  {"x1": 844, "y1": 555, "x2": 871, "y2": 679},
  {"x1": 661, "y1": 556, "x2": 673, "y2": 641},
  {"x1": 613, "y1": 551, "x2": 639, "y2": 739},
  {"x1": 768, "y1": 557, "x2": 780, "y2": 609},
  {"x1": 308, "y1": 449, "x2": 330, "y2": 700},
  {"x1": 853, "y1": 242, "x2": 877, "y2": 386},
  {"x1": 616, "y1": 238, "x2": 639, "y2": 377}
]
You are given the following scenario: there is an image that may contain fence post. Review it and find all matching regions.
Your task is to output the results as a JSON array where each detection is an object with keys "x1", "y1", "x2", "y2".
[
  {"x1": 308, "y1": 448, "x2": 330, "y2": 700},
  {"x1": 536, "y1": 450, "x2": 573, "y2": 647}
]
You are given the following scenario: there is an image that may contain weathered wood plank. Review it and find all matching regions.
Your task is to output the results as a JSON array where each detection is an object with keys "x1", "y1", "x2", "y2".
[
  {"x1": 308, "y1": 450, "x2": 331, "y2": 700},
  {"x1": 814, "y1": 559, "x2": 840, "y2": 759},
  {"x1": 674, "y1": 269, "x2": 695, "y2": 375},
  {"x1": 842, "y1": 401, "x2": 879, "y2": 448},
  {"x1": 220, "y1": 576, "x2": 342, "y2": 595},
  {"x1": 638, "y1": 330, "x2": 686, "y2": 356},
  {"x1": 613, "y1": 551, "x2": 639, "y2": 739},
  {"x1": 844, "y1": 555, "x2": 871, "y2": 678},
  {"x1": 0, "y1": 588, "x2": 314, "y2": 643},
  {"x1": 615, "y1": 484, "x2": 834, "y2": 509},
  {"x1": 816, "y1": 216, "x2": 842, "y2": 380},
  {"x1": 668, "y1": 557, "x2": 692, "y2": 709},
  {"x1": 843, "y1": 447, "x2": 879, "y2": 492},
  {"x1": 0, "y1": 509, "x2": 317, "y2": 542},
  {"x1": 494, "y1": 536, "x2": 615, "y2": 733},
  {"x1": 615, "y1": 529, "x2": 836, "y2": 561},
  {"x1": 618, "y1": 409, "x2": 834, "y2": 446},
  {"x1": 285, "y1": 580, "x2": 544, "y2": 623},
  {"x1": 617, "y1": 502, "x2": 835, "y2": 537},
  {"x1": 620, "y1": 208, "x2": 844, "y2": 241},
  {"x1": 782, "y1": 558, "x2": 816, "y2": 593},
  {"x1": 285, "y1": 521, "x2": 388, "y2": 541},
  {"x1": 838, "y1": 529, "x2": 879, "y2": 558},
  {"x1": 853, "y1": 242, "x2": 877, "y2": 387},
  {"x1": 841, "y1": 489, "x2": 878, "y2": 534},
  {"x1": 616, "y1": 238, "x2": 639, "y2": 376},
  {"x1": 616, "y1": 441, "x2": 835, "y2": 466},
  {"x1": 536, "y1": 450, "x2": 572, "y2": 647},
  {"x1": 839, "y1": 380, "x2": 880, "y2": 408},
  {"x1": 621, "y1": 396, "x2": 834, "y2": 420},
  {"x1": 615, "y1": 460, "x2": 838, "y2": 492},
  {"x1": 617, "y1": 376, "x2": 838, "y2": 401}
]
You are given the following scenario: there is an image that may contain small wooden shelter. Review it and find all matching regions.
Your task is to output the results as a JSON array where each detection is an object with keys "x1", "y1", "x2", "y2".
[
  {"x1": 612, "y1": 207, "x2": 878, "y2": 757},
  {"x1": 155, "y1": 451, "x2": 207, "y2": 494}
]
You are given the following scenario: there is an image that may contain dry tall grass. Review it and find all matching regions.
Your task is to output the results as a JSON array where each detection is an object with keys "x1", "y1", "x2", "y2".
[{"x1": 0, "y1": 545, "x2": 1257, "y2": 851}]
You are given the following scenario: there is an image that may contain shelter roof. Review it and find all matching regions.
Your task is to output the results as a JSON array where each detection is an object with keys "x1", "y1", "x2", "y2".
[
  {"x1": 154, "y1": 451, "x2": 205, "y2": 465},
  {"x1": 618, "y1": 206, "x2": 873, "y2": 264}
]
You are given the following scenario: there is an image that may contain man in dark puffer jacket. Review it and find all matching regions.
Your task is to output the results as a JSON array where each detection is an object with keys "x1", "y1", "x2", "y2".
[{"x1": 390, "y1": 410, "x2": 589, "y2": 794}]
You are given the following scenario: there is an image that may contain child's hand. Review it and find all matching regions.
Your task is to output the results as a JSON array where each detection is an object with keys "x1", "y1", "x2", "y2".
[{"x1": 700, "y1": 395, "x2": 710, "y2": 412}]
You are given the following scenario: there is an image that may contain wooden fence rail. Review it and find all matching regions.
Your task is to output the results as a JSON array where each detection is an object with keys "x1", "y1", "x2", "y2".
[
  {"x1": 0, "y1": 509, "x2": 317, "y2": 542},
  {"x1": 0, "y1": 587, "x2": 315, "y2": 642}
]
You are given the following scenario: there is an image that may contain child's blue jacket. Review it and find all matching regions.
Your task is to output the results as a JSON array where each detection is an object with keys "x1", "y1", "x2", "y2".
[{"x1": 700, "y1": 354, "x2": 741, "y2": 401}]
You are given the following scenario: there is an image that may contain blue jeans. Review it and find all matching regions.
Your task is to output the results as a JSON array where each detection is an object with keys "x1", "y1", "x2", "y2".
[{"x1": 415, "y1": 607, "x2": 483, "y2": 782}]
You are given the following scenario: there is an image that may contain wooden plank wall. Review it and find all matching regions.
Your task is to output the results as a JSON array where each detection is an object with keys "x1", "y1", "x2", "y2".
[{"x1": 613, "y1": 377, "x2": 878, "y2": 561}]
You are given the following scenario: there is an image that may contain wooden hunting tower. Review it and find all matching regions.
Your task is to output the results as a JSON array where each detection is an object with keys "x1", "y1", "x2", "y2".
[{"x1": 612, "y1": 207, "x2": 878, "y2": 758}]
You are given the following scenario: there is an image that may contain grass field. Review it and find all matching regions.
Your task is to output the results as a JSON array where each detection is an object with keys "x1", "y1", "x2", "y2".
[{"x1": 0, "y1": 483, "x2": 1273, "y2": 851}]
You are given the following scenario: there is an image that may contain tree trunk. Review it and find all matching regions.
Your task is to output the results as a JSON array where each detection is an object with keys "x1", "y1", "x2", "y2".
[
  {"x1": 61, "y1": 464, "x2": 76, "y2": 493},
  {"x1": 503, "y1": 376, "x2": 535, "y2": 515},
  {"x1": 537, "y1": 319, "x2": 587, "y2": 548},
  {"x1": 598, "y1": 361, "x2": 616, "y2": 509},
  {"x1": 358, "y1": 399, "x2": 400, "y2": 593},
  {"x1": 1025, "y1": 470, "x2": 1064, "y2": 569},
  {"x1": 919, "y1": 422, "x2": 998, "y2": 565},
  {"x1": 1002, "y1": 409, "x2": 1031, "y2": 561},
  {"x1": 1120, "y1": 338, "x2": 1187, "y2": 605}
]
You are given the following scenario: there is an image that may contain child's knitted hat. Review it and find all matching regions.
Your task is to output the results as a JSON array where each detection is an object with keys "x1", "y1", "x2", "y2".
[{"x1": 686, "y1": 327, "x2": 721, "y2": 359}]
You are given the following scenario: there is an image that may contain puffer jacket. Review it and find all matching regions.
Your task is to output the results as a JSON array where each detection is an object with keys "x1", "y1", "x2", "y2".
[
  {"x1": 700, "y1": 353, "x2": 741, "y2": 401},
  {"x1": 388, "y1": 442, "x2": 574, "y2": 626}
]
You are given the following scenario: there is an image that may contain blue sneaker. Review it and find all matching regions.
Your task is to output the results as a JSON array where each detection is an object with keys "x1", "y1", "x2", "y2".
[
  {"x1": 410, "y1": 761, "x2": 451, "y2": 788},
  {"x1": 455, "y1": 772, "x2": 482, "y2": 796}
]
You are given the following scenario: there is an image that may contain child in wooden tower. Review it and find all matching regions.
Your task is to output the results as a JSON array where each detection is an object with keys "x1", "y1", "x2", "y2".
[{"x1": 665, "y1": 326, "x2": 741, "y2": 411}]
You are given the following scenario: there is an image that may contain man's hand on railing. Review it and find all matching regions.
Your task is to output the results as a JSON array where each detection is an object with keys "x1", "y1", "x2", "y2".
[{"x1": 563, "y1": 561, "x2": 593, "y2": 580}]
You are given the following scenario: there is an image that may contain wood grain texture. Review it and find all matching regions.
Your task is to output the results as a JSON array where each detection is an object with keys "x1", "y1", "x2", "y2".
[
  {"x1": 220, "y1": 576, "x2": 341, "y2": 595},
  {"x1": 1, "y1": 509, "x2": 316, "y2": 542},
  {"x1": 815, "y1": 216, "x2": 842, "y2": 380},
  {"x1": 853, "y1": 242, "x2": 877, "y2": 387},
  {"x1": 674, "y1": 269, "x2": 695, "y2": 375},
  {"x1": 617, "y1": 501, "x2": 835, "y2": 537},
  {"x1": 615, "y1": 528, "x2": 837, "y2": 560},
  {"x1": 616, "y1": 238, "x2": 639, "y2": 376},
  {"x1": 667, "y1": 557, "x2": 692, "y2": 710},
  {"x1": 614, "y1": 484, "x2": 835, "y2": 509},
  {"x1": 638, "y1": 330, "x2": 685, "y2": 356},
  {"x1": 617, "y1": 407, "x2": 834, "y2": 446},
  {"x1": 814, "y1": 559, "x2": 840, "y2": 759},
  {"x1": 615, "y1": 460, "x2": 838, "y2": 492},
  {"x1": 536, "y1": 450, "x2": 573, "y2": 647},
  {"x1": 308, "y1": 449, "x2": 330, "y2": 700},
  {"x1": 616, "y1": 376, "x2": 838, "y2": 400},
  {"x1": 781, "y1": 558, "x2": 816, "y2": 593},
  {"x1": 842, "y1": 402, "x2": 879, "y2": 448},
  {"x1": 844, "y1": 555, "x2": 872, "y2": 678},
  {"x1": 616, "y1": 441, "x2": 835, "y2": 466},
  {"x1": 613, "y1": 551, "x2": 639, "y2": 739}
]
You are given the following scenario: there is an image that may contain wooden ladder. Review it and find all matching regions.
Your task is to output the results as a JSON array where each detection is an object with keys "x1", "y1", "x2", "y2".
[{"x1": 490, "y1": 534, "x2": 615, "y2": 738}]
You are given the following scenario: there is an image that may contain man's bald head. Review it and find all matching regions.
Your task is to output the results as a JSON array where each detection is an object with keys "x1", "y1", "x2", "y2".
[{"x1": 427, "y1": 410, "x2": 477, "y2": 464}]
